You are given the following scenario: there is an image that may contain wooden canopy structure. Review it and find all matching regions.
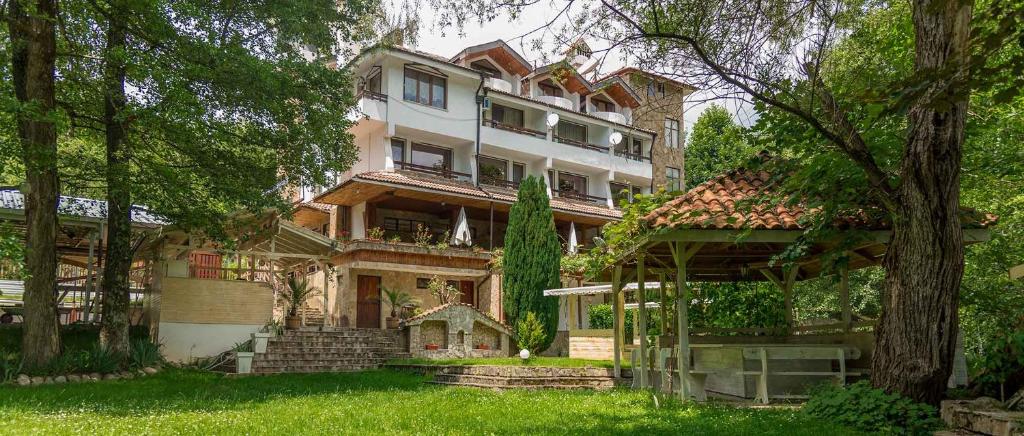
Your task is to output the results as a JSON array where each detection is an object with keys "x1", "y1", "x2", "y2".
[{"x1": 599, "y1": 166, "x2": 997, "y2": 401}]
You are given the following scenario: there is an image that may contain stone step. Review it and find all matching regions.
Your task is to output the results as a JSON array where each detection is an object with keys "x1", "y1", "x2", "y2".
[
  {"x1": 431, "y1": 373, "x2": 616, "y2": 388},
  {"x1": 253, "y1": 365, "x2": 380, "y2": 374},
  {"x1": 254, "y1": 358, "x2": 388, "y2": 367},
  {"x1": 258, "y1": 352, "x2": 398, "y2": 361},
  {"x1": 428, "y1": 380, "x2": 614, "y2": 390}
]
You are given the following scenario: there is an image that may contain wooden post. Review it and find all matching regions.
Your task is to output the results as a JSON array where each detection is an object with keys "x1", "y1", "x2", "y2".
[
  {"x1": 82, "y1": 229, "x2": 97, "y2": 323},
  {"x1": 672, "y1": 241, "x2": 691, "y2": 401},
  {"x1": 611, "y1": 265, "x2": 624, "y2": 378},
  {"x1": 637, "y1": 253, "x2": 648, "y2": 389},
  {"x1": 760, "y1": 267, "x2": 799, "y2": 328},
  {"x1": 658, "y1": 274, "x2": 668, "y2": 336},
  {"x1": 840, "y1": 266, "x2": 851, "y2": 331},
  {"x1": 320, "y1": 261, "x2": 329, "y2": 327},
  {"x1": 567, "y1": 294, "x2": 578, "y2": 333}
]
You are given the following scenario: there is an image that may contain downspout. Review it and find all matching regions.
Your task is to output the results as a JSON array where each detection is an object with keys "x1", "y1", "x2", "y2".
[{"x1": 474, "y1": 72, "x2": 485, "y2": 187}]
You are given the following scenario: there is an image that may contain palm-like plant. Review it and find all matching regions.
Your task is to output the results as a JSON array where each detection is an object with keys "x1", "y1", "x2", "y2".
[
  {"x1": 382, "y1": 287, "x2": 418, "y2": 318},
  {"x1": 278, "y1": 276, "x2": 321, "y2": 317}
]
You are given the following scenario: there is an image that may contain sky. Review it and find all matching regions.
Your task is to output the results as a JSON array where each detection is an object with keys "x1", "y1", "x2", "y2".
[{"x1": 396, "y1": 1, "x2": 757, "y2": 131}]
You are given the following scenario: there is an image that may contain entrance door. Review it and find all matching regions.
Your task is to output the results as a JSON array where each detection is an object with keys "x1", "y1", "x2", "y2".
[
  {"x1": 459, "y1": 281, "x2": 475, "y2": 307},
  {"x1": 356, "y1": 275, "x2": 381, "y2": 328}
]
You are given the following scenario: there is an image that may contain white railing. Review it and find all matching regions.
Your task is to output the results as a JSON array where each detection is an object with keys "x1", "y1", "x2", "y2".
[
  {"x1": 535, "y1": 95, "x2": 574, "y2": 111},
  {"x1": 591, "y1": 111, "x2": 628, "y2": 125},
  {"x1": 485, "y1": 77, "x2": 513, "y2": 93}
]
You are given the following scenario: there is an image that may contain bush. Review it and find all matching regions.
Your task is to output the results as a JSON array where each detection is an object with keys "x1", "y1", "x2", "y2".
[
  {"x1": 971, "y1": 327, "x2": 1024, "y2": 397},
  {"x1": 1, "y1": 350, "x2": 21, "y2": 383},
  {"x1": 515, "y1": 312, "x2": 547, "y2": 355},
  {"x1": 129, "y1": 339, "x2": 163, "y2": 369},
  {"x1": 81, "y1": 344, "x2": 124, "y2": 374},
  {"x1": 587, "y1": 304, "x2": 636, "y2": 339},
  {"x1": 803, "y1": 381, "x2": 942, "y2": 435}
]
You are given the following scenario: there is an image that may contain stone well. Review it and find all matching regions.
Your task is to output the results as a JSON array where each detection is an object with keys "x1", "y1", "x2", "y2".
[{"x1": 404, "y1": 303, "x2": 511, "y2": 358}]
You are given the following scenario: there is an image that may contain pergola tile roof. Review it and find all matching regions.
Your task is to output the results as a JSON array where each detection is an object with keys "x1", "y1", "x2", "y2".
[{"x1": 644, "y1": 167, "x2": 997, "y2": 231}]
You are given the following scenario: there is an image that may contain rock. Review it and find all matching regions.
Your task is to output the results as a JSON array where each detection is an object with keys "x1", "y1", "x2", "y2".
[
  {"x1": 67, "y1": 375, "x2": 81, "y2": 383},
  {"x1": 142, "y1": 367, "x2": 158, "y2": 375},
  {"x1": 30, "y1": 376, "x2": 44, "y2": 385},
  {"x1": 1008, "y1": 388, "x2": 1024, "y2": 411},
  {"x1": 89, "y1": 373, "x2": 101, "y2": 381},
  {"x1": 120, "y1": 371, "x2": 134, "y2": 380},
  {"x1": 137, "y1": 369, "x2": 147, "y2": 377},
  {"x1": 942, "y1": 399, "x2": 1024, "y2": 436},
  {"x1": 968, "y1": 397, "x2": 1004, "y2": 410},
  {"x1": 103, "y1": 373, "x2": 119, "y2": 381},
  {"x1": 53, "y1": 376, "x2": 67, "y2": 384},
  {"x1": 16, "y1": 375, "x2": 31, "y2": 386},
  {"x1": 43, "y1": 377, "x2": 54, "y2": 384}
]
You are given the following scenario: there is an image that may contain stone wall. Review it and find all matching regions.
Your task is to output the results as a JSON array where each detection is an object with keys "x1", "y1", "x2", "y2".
[
  {"x1": 407, "y1": 304, "x2": 511, "y2": 359},
  {"x1": 473, "y1": 321, "x2": 501, "y2": 350},
  {"x1": 622, "y1": 73, "x2": 689, "y2": 190}
]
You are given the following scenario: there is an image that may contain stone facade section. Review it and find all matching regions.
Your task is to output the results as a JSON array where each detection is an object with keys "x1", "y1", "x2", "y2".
[
  {"x1": 618, "y1": 70, "x2": 693, "y2": 191},
  {"x1": 405, "y1": 303, "x2": 512, "y2": 359}
]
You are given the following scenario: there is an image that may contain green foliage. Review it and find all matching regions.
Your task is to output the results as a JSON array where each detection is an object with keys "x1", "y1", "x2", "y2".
[
  {"x1": 382, "y1": 288, "x2": 418, "y2": 318},
  {"x1": 804, "y1": 381, "x2": 942, "y2": 435},
  {"x1": 971, "y1": 327, "x2": 1024, "y2": 397},
  {"x1": 0, "y1": 324, "x2": 148, "y2": 353},
  {"x1": 502, "y1": 176, "x2": 561, "y2": 351},
  {"x1": 80, "y1": 344, "x2": 124, "y2": 374},
  {"x1": 586, "y1": 190, "x2": 677, "y2": 274},
  {"x1": 426, "y1": 276, "x2": 460, "y2": 305},
  {"x1": 690, "y1": 282, "x2": 787, "y2": 330},
  {"x1": 128, "y1": 339, "x2": 163, "y2": 370},
  {"x1": 685, "y1": 105, "x2": 757, "y2": 187},
  {"x1": 587, "y1": 304, "x2": 636, "y2": 340},
  {"x1": 414, "y1": 224, "x2": 432, "y2": 247},
  {"x1": 278, "y1": 276, "x2": 320, "y2": 317},
  {"x1": 515, "y1": 312, "x2": 547, "y2": 355},
  {"x1": 0, "y1": 222, "x2": 24, "y2": 279},
  {"x1": 0, "y1": 350, "x2": 21, "y2": 383},
  {"x1": 232, "y1": 340, "x2": 253, "y2": 353},
  {"x1": 559, "y1": 252, "x2": 590, "y2": 282}
]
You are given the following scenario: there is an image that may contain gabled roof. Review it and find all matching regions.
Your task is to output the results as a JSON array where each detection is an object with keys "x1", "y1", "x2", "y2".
[
  {"x1": 644, "y1": 166, "x2": 997, "y2": 231},
  {"x1": 0, "y1": 187, "x2": 166, "y2": 226},
  {"x1": 603, "y1": 67, "x2": 697, "y2": 93},
  {"x1": 529, "y1": 61, "x2": 594, "y2": 94},
  {"x1": 593, "y1": 75, "x2": 642, "y2": 108},
  {"x1": 404, "y1": 302, "x2": 511, "y2": 333},
  {"x1": 450, "y1": 39, "x2": 532, "y2": 77}
]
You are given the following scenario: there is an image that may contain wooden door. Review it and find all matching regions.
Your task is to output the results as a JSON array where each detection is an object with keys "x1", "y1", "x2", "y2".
[
  {"x1": 356, "y1": 275, "x2": 381, "y2": 328},
  {"x1": 459, "y1": 280, "x2": 475, "y2": 306}
]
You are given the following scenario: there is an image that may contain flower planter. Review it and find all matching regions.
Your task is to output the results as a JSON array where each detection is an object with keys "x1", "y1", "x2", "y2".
[
  {"x1": 284, "y1": 315, "x2": 301, "y2": 330},
  {"x1": 475, "y1": 344, "x2": 490, "y2": 350},
  {"x1": 236, "y1": 352, "x2": 255, "y2": 374},
  {"x1": 251, "y1": 332, "x2": 272, "y2": 353},
  {"x1": 425, "y1": 344, "x2": 440, "y2": 351},
  {"x1": 385, "y1": 316, "x2": 400, "y2": 329}
]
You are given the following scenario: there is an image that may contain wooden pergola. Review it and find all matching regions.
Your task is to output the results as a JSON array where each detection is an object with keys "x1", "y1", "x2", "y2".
[{"x1": 600, "y1": 168, "x2": 996, "y2": 401}]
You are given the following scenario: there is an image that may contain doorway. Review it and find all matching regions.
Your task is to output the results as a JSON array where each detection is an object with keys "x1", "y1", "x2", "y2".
[
  {"x1": 356, "y1": 275, "x2": 381, "y2": 328},
  {"x1": 459, "y1": 280, "x2": 475, "y2": 307}
]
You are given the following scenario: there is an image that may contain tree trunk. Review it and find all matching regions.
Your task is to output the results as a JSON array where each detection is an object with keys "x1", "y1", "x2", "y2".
[
  {"x1": 98, "y1": 10, "x2": 132, "y2": 356},
  {"x1": 871, "y1": 0, "x2": 972, "y2": 405},
  {"x1": 7, "y1": 0, "x2": 62, "y2": 367}
]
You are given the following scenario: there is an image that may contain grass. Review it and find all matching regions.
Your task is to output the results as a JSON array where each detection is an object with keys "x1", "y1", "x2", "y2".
[
  {"x1": 387, "y1": 356, "x2": 631, "y2": 368},
  {"x1": 0, "y1": 368, "x2": 865, "y2": 435}
]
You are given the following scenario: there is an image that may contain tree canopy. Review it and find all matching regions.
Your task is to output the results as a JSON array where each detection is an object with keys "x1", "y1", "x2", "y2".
[{"x1": 684, "y1": 104, "x2": 754, "y2": 187}]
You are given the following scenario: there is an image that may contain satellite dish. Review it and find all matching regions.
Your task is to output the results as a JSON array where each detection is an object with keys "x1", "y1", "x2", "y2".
[
  {"x1": 609, "y1": 132, "x2": 623, "y2": 145},
  {"x1": 546, "y1": 113, "x2": 560, "y2": 128}
]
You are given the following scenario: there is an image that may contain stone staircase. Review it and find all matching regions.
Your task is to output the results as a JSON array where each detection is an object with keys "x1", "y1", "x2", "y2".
[
  {"x1": 252, "y1": 329, "x2": 410, "y2": 374},
  {"x1": 425, "y1": 365, "x2": 625, "y2": 390}
]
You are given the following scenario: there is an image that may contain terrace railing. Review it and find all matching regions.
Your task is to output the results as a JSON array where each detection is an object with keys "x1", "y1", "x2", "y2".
[
  {"x1": 482, "y1": 119, "x2": 546, "y2": 139},
  {"x1": 479, "y1": 176, "x2": 520, "y2": 190},
  {"x1": 358, "y1": 89, "x2": 387, "y2": 102},
  {"x1": 554, "y1": 188, "x2": 607, "y2": 205},
  {"x1": 395, "y1": 161, "x2": 473, "y2": 182},
  {"x1": 614, "y1": 150, "x2": 651, "y2": 162},
  {"x1": 554, "y1": 135, "x2": 609, "y2": 153}
]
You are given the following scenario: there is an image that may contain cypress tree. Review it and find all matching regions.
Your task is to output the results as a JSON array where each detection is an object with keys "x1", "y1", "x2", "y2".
[{"x1": 502, "y1": 176, "x2": 561, "y2": 351}]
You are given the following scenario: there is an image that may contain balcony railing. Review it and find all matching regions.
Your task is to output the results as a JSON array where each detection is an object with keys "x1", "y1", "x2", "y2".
[
  {"x1": 358, "y1": 89, "x2": 387, "y2": 102},
  {"x1": 554, "y1": 135, "x2": 609, "y2": 153},
  {"x1": 395, "y1": 161, "x2": 473, "y2": 182},
  {"x1": 482, "y1": 119, "x2": 546, "y2": 139},
  {"x1": 480, "y1": 176, "x2": 520, "y2": 190},
  {"x1": 554, "y1": 189, "x2": 607, "y2": 205},
  {"x1": 614, "y1": 150, "x2": 651, "y2": 162}
]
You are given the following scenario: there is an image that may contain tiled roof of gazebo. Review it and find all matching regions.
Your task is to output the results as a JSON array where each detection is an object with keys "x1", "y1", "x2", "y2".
[{"x1": 644, "y1": 166, "x2": 997, "y2": 231}]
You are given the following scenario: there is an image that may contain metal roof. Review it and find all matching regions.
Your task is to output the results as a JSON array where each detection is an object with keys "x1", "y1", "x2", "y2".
[{"x1": 0, "y1": 188, "x2": 167, "y2": 226}]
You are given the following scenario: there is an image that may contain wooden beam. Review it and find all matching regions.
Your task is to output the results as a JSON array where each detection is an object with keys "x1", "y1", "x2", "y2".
[
  {"x1": 672, "y1": 241, "x2": 691, "y2": 401},
  {"x1": 637, "y1": 253, "x2": 648, "y2": 389},
  {"x1": 840, "y1": 266, "x2": 851, "y2": 331},
  {"x1": 611, "y1": 265, "x2": 624, "y2": 379}
]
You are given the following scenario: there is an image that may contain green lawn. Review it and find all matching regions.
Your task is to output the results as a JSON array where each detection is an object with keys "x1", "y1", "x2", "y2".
[
  {"x1": 387, "y1": 356, "x2": 631, "y2": 368},
  {"x1": 0, "y1": 369, "x2": 864, "y2": 435}
]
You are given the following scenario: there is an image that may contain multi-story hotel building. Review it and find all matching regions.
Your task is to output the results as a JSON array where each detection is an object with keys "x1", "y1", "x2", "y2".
[{"x1": 288, "y1": 40, "x2": 693, "y2": 333}]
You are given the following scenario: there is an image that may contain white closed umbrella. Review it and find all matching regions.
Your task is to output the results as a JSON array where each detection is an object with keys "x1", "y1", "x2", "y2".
[
  {"x1": 567, "y1": 222, "x2": 578, "y2": 254},
  {"x1": 450, "y1": 207, "x2": 472, "y2": 246}
]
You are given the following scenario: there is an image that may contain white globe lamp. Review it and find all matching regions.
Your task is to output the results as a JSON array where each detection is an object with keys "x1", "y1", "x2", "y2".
[{"x1": 519, "y1": 349, "x2": 530, "y2": 361}]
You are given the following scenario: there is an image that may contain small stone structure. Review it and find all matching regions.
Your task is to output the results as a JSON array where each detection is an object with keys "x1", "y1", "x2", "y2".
[
  {"x1": 941, "y1": 398, "x2": 1024, "y2": 436},
  {"x1": 404, "y1": 303, "x2": 511, "y2": 358}
]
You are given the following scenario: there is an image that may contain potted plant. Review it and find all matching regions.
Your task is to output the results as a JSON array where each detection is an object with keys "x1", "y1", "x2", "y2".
[
  {"x1": 251, "y1": 320, "x2": 281, "y2": 353},
  {"x1": 382, "y1": 287, "x2": 418, "y2": 329},
  {"x1": 425, "y1": 343, "x2": 440, "y2": 351},
  {"x1": 277, "y1": 276, "x2": 320, "y2": 330},
  {"x1": 234, "y1": 341, "x2": 255, "y2": 374}
]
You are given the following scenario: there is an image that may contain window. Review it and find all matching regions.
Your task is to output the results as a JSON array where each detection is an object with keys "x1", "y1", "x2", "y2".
[
  {"x1": 416, "y1": 278, "x2": 431, "y2": 289},
  {"x1": 667, "y1": 167, "x2": 681, "y2": 191},
  {"x1": 664, "y1": 118, "x2": 680, "y2": 148},
  {"x1": 383, "y1": 217, "x2": 427, "y2": 233},
  {"x1": 365, "y1": 67, "x2": 382, "y2": 93},
  {"x1": 610, "y1": 182, "x2": 630, "y2": 205},
  {"x1": 556, "y1": 121, "x2": 587, "y2": 144},
  {"x1": 410, "y1": 143, "x2": 452, "y2": 170},
  {"x1": 492, "y1": 104, "x2": 524, "y2": 127},
  {"x1": 538, "y1": 80, "x2": 563, "y2": 97},
  {"x1": 478, "y1": 156, "x2": 508, "y2": 182},
  {"x1": 390, "y1": 138, "x2": 405, "y2": 164},
  {"x1": 470, "y1": 59, "x2": 501, "y2": 79},
  {"x1": 403, "y1": 67, "x2": 447, "y2": 109},
  {"x1": 646, "y1": 82, "x2": 656, "y2": 97},
  {"x1": 558, "y1": 172, "x2": 588, "y2": 195},
  {"x1": 592, "y1": 97, "x2": 615, "y2": 113},
  {"x1": 512, "y1": 163, "x2": 525, "y2": 184},
  {"x1": 631, "y1": 138, "x2": 643, "y2": 156},
  {"x1": 657, "y1": 83, "x2": 666, "y2": 97}
]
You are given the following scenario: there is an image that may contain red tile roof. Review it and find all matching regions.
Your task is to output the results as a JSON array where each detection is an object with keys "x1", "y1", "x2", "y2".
[
  {"x1": 404, "y1": 302, "x2": 511, "y2": 332},
  {"x1": 645, "y1": 166, "x2": 997, "y2": 231}
]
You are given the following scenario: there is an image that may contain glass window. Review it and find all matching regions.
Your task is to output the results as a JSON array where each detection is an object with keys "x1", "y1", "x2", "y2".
[
  {"x1": 646, "y1": 82, "x2": 655, "y2": 97},
  {"x1": 478, "y1": 156, "x2": 508, "y2": 182},
  {"x1": 610, "y1": 182, "x2": 630, "y2": 205},
  {"x1": 556, "y1": 121, "x2": 587, "y2": 144},
  {"x1": 657, "y1": 82, "x2": 666, "y2": 97},
  {"x1": 512, "y1": 163, "x2": 525, "y2": 184},
  {"x1": 390, "y1": 138, "x2": 405, "y2": 164},
  {"x1": 631, "y1": 185, "x2": 643, "y2": 199},
  {"x1": 631, "y1": 138, "x2": 643, "y2": 155},
  {"x1": 558, "y1": 172, "x2": 588, "y2": 195},
  {"x1": 366, "y1": 68, "x2": 382, "y2": 93},
  {"x1": 492, "y1": 104, "x2": 524, "y2": 127},
  {"x1": 592, "y1": 97, "x2": 615, "y2": 113},
  {"x1": 664, "y1": 118, "x2": 680, "y2": 148},
  {"x1": 410, "y1": 143, "x2": 451, "y2": 170},
  {"x1": 404, "y1": 67, "x2": 447, "y2": 109},
  {"x1": 538, "y1": 80, "x2": 563, "y2": 97},
  {"x1": 667, "y1": 167, "x2": 681, "y2": 191}
]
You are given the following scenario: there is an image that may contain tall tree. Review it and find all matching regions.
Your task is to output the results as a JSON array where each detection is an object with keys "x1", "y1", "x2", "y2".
[
  {"x1": 503, "y1": 176, "x2": 561, "y2": 351},
  {"x1": 4, "y1": 0, "x2": 61, "y2": 366},
  {"x1": 684, "y1": 105, "x2": 754, "y2": 187}
]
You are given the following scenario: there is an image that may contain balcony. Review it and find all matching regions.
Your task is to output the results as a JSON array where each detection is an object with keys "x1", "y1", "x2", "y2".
[
  {"x1": 484, "y1": 77, "x2": 513, "y2": 93},
  {"x1": 590, "y1": 111, "x2": 628, "y2": 125},
  {"x1": 357, "y1": 89, "x2": 387, "y2": 121},
  {"x1": 553, "y1": 188, "x2": 607, "y2": 205},
  {"x1": 535, "y1": 95, "x2": 574, "y2": 111},
  {"x1": 554, "y1": 135, "x2": 609, "y2": 153},
  {"x1": 358, "y1": 89, "x2": 387, "y2": 102},
  {"x1": 479, "y1": 175, "x2": 520, "y2": 190},
  {"x1": 394, "y1": 161, "x2": 473, "y2": 182},
  {"x1": 614, "y1": 149, "x2": 651, "y2": 162},
  {"x1": 482, "y1": 119, "x2": 546, "y2": 139}
]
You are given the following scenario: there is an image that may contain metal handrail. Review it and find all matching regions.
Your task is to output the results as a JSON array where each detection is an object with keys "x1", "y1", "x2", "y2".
[
  {"x1": 482, "y1": 119, "x2": 547, "y2": 139},
  {"x1": 395, "y1": 161, "x2": 472, "y2": 181},
  {"x1": 358, "y1": 89, "x2": 387, "y2": 102},
  {"x1": 554, "y1": 135, "x2": 609, "y2": 153}
]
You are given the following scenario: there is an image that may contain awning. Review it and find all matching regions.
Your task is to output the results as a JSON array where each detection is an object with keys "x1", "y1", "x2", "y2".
[{"x1": 543, "y1": 282, "x2": 662, "y2": 297}]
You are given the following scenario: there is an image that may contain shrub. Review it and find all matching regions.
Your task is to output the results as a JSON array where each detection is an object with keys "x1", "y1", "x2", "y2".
[
  {"x1": 129, "y1": 339, "x2": 163, "y2": 369},
  {"x1": 515, "y1": 312, "x2": 547, "y2": 355},
  {"x1": 803, "y1": 381, "x2": 942, "y2": 435},
  {"x1": 1, "y1": 350, "x2": 21, "y2": 383},
  {"x1": 587, "y1": 304, "x2": 636, "y2": 339},
  {"x1": 971, "y1": 327, "x2": 1024, "y2": 398},
  {"x1": 82, "y1": 344, "x2": 124, "y2": 374}
]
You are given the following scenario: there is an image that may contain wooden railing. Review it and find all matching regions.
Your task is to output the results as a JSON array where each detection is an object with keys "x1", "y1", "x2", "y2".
[
  {"x1": 689, "y1": 320, "x2": 877, "y2": 336},
  {"x1": 615, "y1": 150, "x2": 651, "y2": 162},
  {"x1": 554, "y1": 135, "x2": 609, "y2": 153},
  {"x1": 189, "y1": 265, "x2": 272, "y2": 282},
  {"x1": 395, "y1": 161, "x2": 473, "y2": 182},
  {"x1": 358, "y1": 89, "x2": 387, "y2": 102},
  {"x1": 554, "y1": 188, "x2": 607, "y2": 205},
  {"x1": 479, "y1": 176, "x2": 520, "y2": 190},
  {"x1": 482, "y1": 119, "x2": 546, "y2": 139}
]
